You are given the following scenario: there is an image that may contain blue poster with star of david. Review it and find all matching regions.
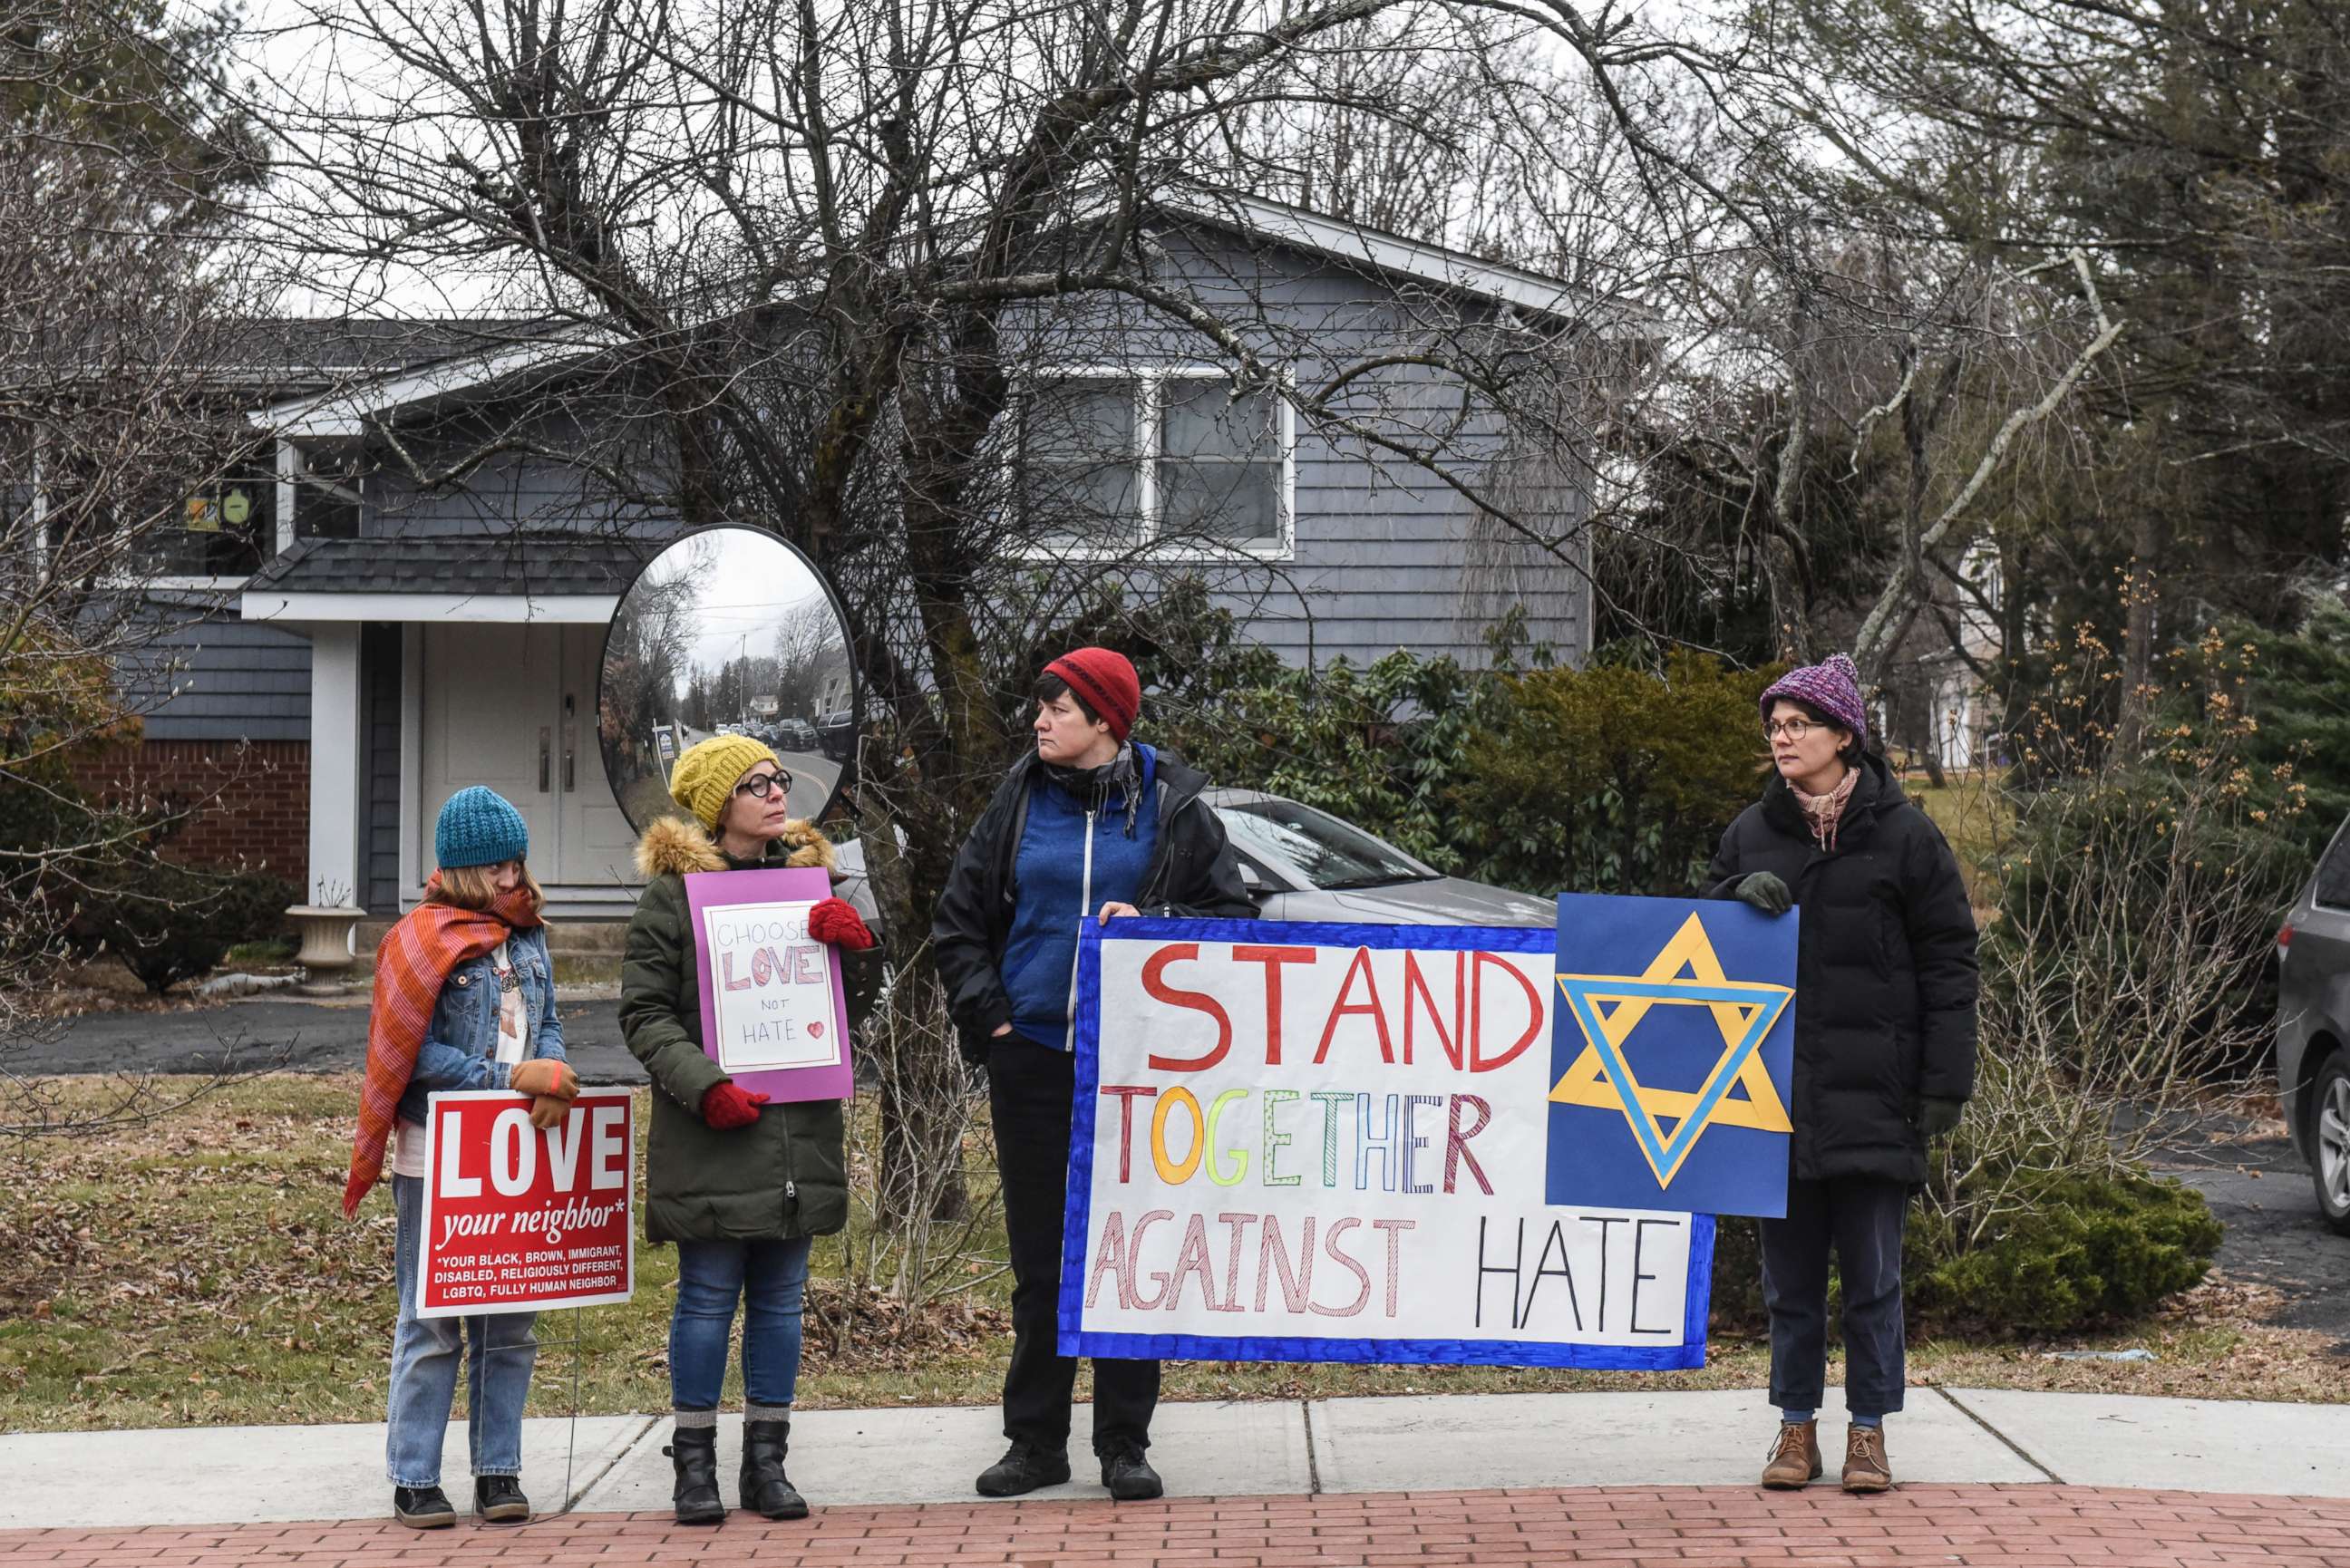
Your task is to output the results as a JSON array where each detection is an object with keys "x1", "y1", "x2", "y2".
[{"x1": 1546, "y1": 894, "x2": 1799, "y2": 1219}]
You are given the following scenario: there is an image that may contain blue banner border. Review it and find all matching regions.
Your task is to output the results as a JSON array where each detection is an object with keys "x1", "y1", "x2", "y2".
[{"x1": 1054, "y1": 916, "x2": 1714, "y2": 1370}]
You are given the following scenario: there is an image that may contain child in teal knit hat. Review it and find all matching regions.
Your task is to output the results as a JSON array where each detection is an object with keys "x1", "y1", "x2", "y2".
[{"x1": 361, "y1": 784, "x2": 576, "y2": 1530}]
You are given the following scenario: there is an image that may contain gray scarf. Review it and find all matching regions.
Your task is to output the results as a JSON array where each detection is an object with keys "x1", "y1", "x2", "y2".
[{"x1": 1042, "y1": 742, "x2": 1144, "y2": 837}]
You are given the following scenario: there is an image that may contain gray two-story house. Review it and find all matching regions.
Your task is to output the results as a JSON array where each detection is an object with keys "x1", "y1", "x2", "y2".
[{"x1": 141, "y1": 196, "x2": 1597, "y2": 929}]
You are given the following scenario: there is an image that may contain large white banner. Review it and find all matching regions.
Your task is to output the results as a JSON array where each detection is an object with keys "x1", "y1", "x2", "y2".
[{"x1": 1059, "y1": 918, "x2": 1714, "y2": 1368}]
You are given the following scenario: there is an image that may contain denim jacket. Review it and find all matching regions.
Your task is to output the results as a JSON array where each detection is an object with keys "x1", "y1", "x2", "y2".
[{"x1": 394, "y1": 925, "x2": 567, "y2": 1126}]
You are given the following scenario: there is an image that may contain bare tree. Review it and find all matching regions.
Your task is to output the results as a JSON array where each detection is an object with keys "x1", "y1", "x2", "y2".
[
  {"x1": 242, "y1": 0, "x2": 1674, "y2": 1220},
  {"x1": 1, "y1": 0, "x2": 278, "y2": 1123}
]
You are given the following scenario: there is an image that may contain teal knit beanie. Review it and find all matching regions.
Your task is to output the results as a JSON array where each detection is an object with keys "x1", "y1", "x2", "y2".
[{"x1": 435, "y1": 786, "x2": 529, "y2": 870}]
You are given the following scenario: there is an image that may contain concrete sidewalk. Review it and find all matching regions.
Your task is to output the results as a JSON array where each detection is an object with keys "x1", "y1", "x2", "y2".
[{"x1": 4, "y1": 1388, "x2": 2347, "y2": 1531}]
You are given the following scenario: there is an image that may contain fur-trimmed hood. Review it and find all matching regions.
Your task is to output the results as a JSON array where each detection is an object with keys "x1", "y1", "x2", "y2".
[{"x1": 634, "y1": 815, "x2": 840, "y2": 880}]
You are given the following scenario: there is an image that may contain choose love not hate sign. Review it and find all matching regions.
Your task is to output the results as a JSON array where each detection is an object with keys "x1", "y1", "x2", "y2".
[
  {"x1": 684, "y1": 865, "x2": 854, "y2": 1103},
  {"x1": 1058, "y1": 918, "x2": 1717, "y2": 1370}
]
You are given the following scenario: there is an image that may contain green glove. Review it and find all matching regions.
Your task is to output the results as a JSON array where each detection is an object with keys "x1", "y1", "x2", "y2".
[
  {"x1": 1918, "y1": 1097, "x2": 1965, "y2": 1139},
  {"x1": 1733, "y1": 871, "x2": 1793, "y2": 916}
]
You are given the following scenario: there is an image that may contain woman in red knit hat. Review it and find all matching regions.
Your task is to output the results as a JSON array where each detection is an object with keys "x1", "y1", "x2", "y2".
[{"x1": 932, "y1": 646, "x2": 1251, "y2": 1502}]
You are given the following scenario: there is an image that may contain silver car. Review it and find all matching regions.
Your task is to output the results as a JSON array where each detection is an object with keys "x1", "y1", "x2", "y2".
[
  {"x1": 2275, "y1": 816, "x2": 2350, "y2": 1235},
  {"x1": 1208, "y1": 788, "x2": 1557, "y2": 927}
]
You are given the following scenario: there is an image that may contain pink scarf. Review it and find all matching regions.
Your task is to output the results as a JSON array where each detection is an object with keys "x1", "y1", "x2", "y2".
[{"x1": 1791, "y1": 765, "x2": 1860, "y2": 852}]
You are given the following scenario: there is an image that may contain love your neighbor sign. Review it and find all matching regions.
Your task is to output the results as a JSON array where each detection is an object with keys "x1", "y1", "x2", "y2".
[
  {"x1": 1058, "y1": 919, "x2": 1715, "y2": 1370},
  {"x1": 416, "y1": 1088, "x2": 636, "y2": 1318}
]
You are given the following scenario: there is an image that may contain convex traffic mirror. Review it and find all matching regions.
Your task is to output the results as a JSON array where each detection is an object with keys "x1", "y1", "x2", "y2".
[{"x1": 597, "y1": 527, "x2": 857, "y2": 835}]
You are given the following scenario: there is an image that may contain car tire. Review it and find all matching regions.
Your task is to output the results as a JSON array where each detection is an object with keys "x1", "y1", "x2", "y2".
[{"x1": 2313, "y1": 1051, "x2": 2350, "y2": 1237}]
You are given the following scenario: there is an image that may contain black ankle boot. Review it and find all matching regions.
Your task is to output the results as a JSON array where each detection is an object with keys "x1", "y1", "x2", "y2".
[
  {"x1": 975, "y1": 1440, "x2": 1072, "y2": 1497},
  {"x1": 740, "y1": 1418, "x2": 809, "y2": 1520},
  {"x1": 665, "y1": 1424, "x2": 726, "y2": 1525}
]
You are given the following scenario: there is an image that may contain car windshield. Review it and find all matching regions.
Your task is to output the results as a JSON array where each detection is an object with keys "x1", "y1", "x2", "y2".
[{"x1": 1217, "y1": 799, "x2": 1437, "y2": 892}]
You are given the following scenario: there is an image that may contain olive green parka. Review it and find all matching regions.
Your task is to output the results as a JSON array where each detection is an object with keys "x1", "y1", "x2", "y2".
[{"x1": 619, "y1": 815, "x2": 850, "y2": 1244}]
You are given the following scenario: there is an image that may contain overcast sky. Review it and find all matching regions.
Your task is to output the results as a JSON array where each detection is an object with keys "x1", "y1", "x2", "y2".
[{"x1": 621, "y1": 529, "x2": 841, "y2": 695}]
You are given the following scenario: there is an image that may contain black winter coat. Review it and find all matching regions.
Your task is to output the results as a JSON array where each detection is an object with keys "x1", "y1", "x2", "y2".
[
  {"x1": 933, "y1": 749, "x2": 1254, "y2": 1063},
  {"x1": 1703, "y1": 750, "x2": 1979, "y2": 1185}
]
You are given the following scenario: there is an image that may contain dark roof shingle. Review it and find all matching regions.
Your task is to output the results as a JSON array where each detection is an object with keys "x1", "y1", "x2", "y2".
[{"x1": 247, "y1": 534, "x2": 663, "y2": 597}]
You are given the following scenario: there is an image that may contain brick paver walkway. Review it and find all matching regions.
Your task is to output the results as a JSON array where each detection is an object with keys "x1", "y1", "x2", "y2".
[{"x1": 6, "y1": 1486, "x2": 2348, "y2": 1567}]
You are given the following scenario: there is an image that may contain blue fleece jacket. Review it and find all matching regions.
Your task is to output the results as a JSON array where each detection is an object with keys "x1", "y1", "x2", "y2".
[{"x1": 1001, "y1": 744, "x2": 1160, "y2": 1048}]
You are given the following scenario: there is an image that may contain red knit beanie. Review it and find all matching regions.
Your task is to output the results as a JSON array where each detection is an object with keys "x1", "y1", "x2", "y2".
[{"x1": 1044, "y1": 647, "x2": 1141, "y2": 741}]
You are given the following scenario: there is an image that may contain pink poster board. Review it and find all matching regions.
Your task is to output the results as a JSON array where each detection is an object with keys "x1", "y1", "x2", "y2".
[{"x1": 683, "y1": 865, "x2": 855, "y2": 1103}]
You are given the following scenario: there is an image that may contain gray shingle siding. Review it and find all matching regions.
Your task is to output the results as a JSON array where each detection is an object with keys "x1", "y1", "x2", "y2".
[
  {"x1": 1011, "y1": 228, "x2": 1590, "y2": 669},
  {"x1": 359, "y1": 410, "x2": 676, "y2": 541},
  {"x1": 129, "y1": 613, "x2": 313, "y2": 742}
]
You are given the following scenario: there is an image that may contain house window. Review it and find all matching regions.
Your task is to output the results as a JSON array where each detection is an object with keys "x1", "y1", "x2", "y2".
[
  {"x1": 142, "y1": 471, "x2": 273, "y2": 577},
  {"x1": 295, "y1": 478, "x2": 361, "y2": 540},
  {"x1": 1160, "y1": 378, "x2": 1282, "y2": 547},
  {"x1": 1015, "y1": 370, "x2": 1289, "y2": 555},
  {"x1": 294, "y1": 446, "x2": 367, "y2": 541},
  {"x1": 1020, "y1": 377, "x2": 1142, "y2": 548}
]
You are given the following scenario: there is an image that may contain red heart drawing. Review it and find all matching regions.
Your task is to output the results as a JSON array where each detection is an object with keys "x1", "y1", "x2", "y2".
[{"x1": 807, "y1": 1021, "x2": 825, "y2": 1039}]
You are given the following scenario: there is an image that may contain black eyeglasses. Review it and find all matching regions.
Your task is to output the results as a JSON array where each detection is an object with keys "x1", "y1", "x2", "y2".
[
  {"x1": 1763, "y1": 718, "x2": 1816, "y2": 742},
  {"x1": 733, "y1": 769, "x2": 795, "y2": 799}
]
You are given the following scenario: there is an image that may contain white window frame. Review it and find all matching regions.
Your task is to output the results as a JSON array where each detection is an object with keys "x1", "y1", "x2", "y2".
[{"x1": 1013, "y1": 364, "x2": 1296, "y2": 563}]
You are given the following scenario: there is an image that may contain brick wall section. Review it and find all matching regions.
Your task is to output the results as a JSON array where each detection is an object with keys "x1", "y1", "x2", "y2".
[{"x1": 73, "y1": 740, "x2": 310, "y2": 890}]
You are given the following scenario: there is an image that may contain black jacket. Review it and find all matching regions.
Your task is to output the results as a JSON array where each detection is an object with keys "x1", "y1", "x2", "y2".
[
  {"x1": 933, "y1": 748, "x2": 1254, "y2": 1062},
  {"x1": 1703, "y1": 750, "x2": 1979, "y2": 1185}
]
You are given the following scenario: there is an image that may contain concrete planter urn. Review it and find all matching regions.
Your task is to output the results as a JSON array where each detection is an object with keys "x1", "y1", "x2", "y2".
[{"x1": 287, "y1": 905, "x2": 366, "y2": 994}]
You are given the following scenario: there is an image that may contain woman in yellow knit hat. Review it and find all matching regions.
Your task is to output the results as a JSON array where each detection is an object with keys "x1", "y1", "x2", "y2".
[{"x1": 620, "y1": 733, "x2": 876, "y2": 1526}]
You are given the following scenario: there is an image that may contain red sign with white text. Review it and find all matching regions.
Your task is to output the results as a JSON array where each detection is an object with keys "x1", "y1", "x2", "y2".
[{"x1": 416, "y1": 1088, "x2": 636, "y2": 1319}]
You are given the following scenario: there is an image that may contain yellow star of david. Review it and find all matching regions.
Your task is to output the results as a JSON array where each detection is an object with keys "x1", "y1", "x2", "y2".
[{"x1": 1549, "y1": 912, "x2": 1793, "y2": 1188}]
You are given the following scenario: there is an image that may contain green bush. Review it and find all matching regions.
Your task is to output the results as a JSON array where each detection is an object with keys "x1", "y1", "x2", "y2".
[
  {"x1": 2234, "y1": 593, "x2": 2350, "y2": 858},
  {"x1": 68, "y1": 860, "x2": 296, "y2": 994},
  {"x1": 1145, "y1": 605, "x2": 1774, "y2": 898},
  {"x1": 1908, "y1": 1173, "x2": 2220, "y2": 1335},
  {"x1": 1707, "y1": 1214, "x2": 1767, "y2": 1332},
  {"x1": 1452, "y1": 649, "x2": 1777, "y2": 896},
  {"x1": 1706, "y1": 1171, "x2": 2219, "y2": 1339},
  {"x1": 1984, "y1": 622, "x2": 2310, "y2": 1082}
]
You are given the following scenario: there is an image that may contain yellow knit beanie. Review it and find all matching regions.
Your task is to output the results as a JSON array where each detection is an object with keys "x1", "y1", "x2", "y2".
[{"x1": 669, "y1": 734, "x2": 782, "y2": 833}]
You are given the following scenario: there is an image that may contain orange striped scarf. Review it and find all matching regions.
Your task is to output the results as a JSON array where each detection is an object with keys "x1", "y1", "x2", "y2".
[{"x1": 342, "y1": 883, "x2": 541, "y2": 1217}]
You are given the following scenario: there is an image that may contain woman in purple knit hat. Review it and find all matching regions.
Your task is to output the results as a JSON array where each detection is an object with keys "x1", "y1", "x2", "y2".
[{"x1": 1702, "y1": 653, "x2": 1978, "y2": 1495}]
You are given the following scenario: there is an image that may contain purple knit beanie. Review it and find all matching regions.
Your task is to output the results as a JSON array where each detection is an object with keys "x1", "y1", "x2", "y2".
[{"x1": 1760, "y1": 653, "x2": 1869, "y2": 748}]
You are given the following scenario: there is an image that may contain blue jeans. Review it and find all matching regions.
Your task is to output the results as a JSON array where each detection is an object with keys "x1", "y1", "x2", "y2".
[
  {"x1": 386, "y1": 1175, "x2": 539, "y2": 1486},
  {"x1": 670, "y1": 1238, "x2": 812, "y2": 1415}
]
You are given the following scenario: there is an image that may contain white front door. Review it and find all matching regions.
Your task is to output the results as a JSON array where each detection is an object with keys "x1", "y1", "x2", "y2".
[
  {"x1": 417, "y1": 623, "x2": 640, "y2": 905},
  {"x1": 557, "y1": 624, "x2": 640, "y2": 892},
  {"x1": 422, "y1": 623, "x2": 561, "y2": 878}
]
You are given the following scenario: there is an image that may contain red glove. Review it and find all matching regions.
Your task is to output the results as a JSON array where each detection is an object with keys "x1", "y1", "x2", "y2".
[
  {"x1": 809, "y1": 896, "x2": 876, "y2": 952},
  {"x1": 700, "y1": 1081, "x2": 770, "y2": 1129}
]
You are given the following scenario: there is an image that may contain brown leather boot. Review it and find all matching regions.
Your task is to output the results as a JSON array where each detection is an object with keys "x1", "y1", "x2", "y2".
[
  {"x1": 1760, "y1": 1419, "x2": 1821, "y2": 1488},
  {"x1": 1842, "y1": 1424, "x2": 1893, "y2": 1493}
]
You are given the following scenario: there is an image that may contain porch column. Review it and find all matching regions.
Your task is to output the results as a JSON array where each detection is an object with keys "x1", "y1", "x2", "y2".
[{"x1": 307, "y1": 623, "x2": 365, "y2": 912}]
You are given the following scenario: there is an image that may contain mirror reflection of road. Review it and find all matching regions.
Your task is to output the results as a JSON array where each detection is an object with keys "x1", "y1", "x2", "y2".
[{"x1": 620, "y1": 729, "x2": 841, "y2": 826}]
